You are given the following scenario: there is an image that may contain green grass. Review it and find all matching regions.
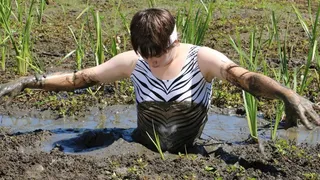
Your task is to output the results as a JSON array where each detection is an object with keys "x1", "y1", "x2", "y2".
[
  {"x1": 146, "y1": 122, "x2": 165, "y2": 160},
  {"x1": 230, "y1": 30, "x2": 262, "y2": 140}
]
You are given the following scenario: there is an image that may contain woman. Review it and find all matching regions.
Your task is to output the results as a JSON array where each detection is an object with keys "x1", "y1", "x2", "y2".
[{"x1": 0, "y1": 8, "x2": 319, "y2": 153}]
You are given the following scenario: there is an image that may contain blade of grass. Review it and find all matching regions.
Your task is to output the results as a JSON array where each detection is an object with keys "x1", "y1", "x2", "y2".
[
  {"x1": 146, "y1": 123, "x2": 165, "y2": 160},
  {"x1": 93, "y1": 10, "x2": 104, "y2": 65}
]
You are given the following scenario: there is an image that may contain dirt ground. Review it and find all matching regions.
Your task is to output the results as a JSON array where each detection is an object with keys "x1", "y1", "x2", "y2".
[
  {"x1": 0, "y1": 0, "x2": 320, "y2": 179},
  {"x1": 1, "y1": 126, "x2": 320, "y2": 179}
]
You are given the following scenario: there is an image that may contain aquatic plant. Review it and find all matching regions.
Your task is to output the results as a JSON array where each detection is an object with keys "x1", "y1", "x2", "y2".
[
  {"x1": 303, "y1": 172, "x2": 319, "y2": 180},
  {"x1": 147, "y1": 0, "x2": 156, "y2": 8},
  {"x1": 77, "y1": 6, "x2": 106, "y2": 66},
  {"x1": 146, "y1": 122, "x2": 165, "y2": 160},
  {"x1": 176, "y1": 0, "x2": 213, "y2": 45},
  {"x1": 230, "y1": 30, "x2": 261, "y2": 140},
  {"x1": 269, "y1": 11, "x2": 288, "y2": 140},
  {"x1": 116, "y1": 0, "x2": 130, "y2": 35},
  {"x1": 0, "y1": 0, "x2": 41, "y2": 74},
  {"x1": 0, "y1": 35, "x2": 6, "y2": 71},
  {"x1": 36, "y1": 0, "x2": 46, "y2": 24},
  {"x1": 292, "y1": 1, "x2": 320, "y2": 94},
  {"x1": 68, "y1": 25, "x2": 85, "y2": 70},
  {"x1": 0, "y1": 0, "x2": 11, "y2": 71},
  {"x1": 93, "y1": 11, "x2": 105, "y2": 66}
]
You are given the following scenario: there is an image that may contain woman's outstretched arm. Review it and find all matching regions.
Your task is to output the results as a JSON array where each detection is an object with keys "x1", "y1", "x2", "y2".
[
  {"x1": 0, "y1": 50, "x2": 138, "y2": 96},
  {"x1": 198, "y1": 46, "x2": 320, "y2": 129}
]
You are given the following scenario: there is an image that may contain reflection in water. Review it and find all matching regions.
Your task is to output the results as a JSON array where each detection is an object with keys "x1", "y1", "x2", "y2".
[{"x1": 0, "y1": 105, "x2": 319, "y2": 146}]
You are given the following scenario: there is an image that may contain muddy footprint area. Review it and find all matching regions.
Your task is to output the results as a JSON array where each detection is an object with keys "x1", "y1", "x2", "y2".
[{"x1": 0, "y1": 126, "x2": 320, "y2": 179}]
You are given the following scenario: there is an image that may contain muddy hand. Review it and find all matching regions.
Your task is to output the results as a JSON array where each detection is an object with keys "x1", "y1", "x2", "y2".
[
  {"x1": 284, "y1": 93, "x2": 320, "y2": 129},
  {"x1": 0, "y1": 77, "x2": 35, "y2": 101}
]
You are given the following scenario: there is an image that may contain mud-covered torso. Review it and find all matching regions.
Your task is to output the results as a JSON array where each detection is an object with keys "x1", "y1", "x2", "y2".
[{"x1": 130, "y1": 45, "x2": 213, "y2": 152}]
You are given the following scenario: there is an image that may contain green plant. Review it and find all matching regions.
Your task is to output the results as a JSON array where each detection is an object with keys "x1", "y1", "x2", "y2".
[
  {"x1": 60, "y1": 4, "x2": 66, "y2": 22},
  {"x1": 86, "y1": 85, "x2": 102, "y2": 98},
  {"x1": 0, "y1": 34, "x2": 8, "y2": 71},
  {"x1": 116, "y1": 0, "x2": 130, "y2": 35},
  {"x1": 15, "y1": 0, "x2": 24, "y2": 23},
  {"x1": 271, "y1": 101, "x2": 284, "y2": 140},
  {"x1": 230, "y1": 30, "x2": 261, "y2": 140},
  {"x1": 36, "y1": 0, "x2": 46, "y2": 24},
  {"x1": 176, "y1": 0, "x2": 213, "y2": 45},
  {"x1": 275, "y1": 139, "x2": 289, "y2": 155},
  {"x1": 77, "y1": 6, "x2": 108, "y2": 96},
  {"x1": 68, "y1": 25, "x2": 85, "y2": 70},
  {"x1": 127, "y1": 165, "x2": 138, "y2": 174},
  {"x1": 292, "y1": 1, "x2": 320, "y2": 94},
  {"x1": 303, "y1": 172, "x2": 319, "y2": 180},
  {"x1": 0, "y1": 0, "x2": 39, "y2": 74},
  {"x1": 136, "y1": 158, "x2": 148, "y2": 169},
  {"x1": 147, "y1": 0, "x2": 156, "y2": 8},
  {"x1": 0, "y1": 0, "x2": 11, "y2": 71},
  {"x1": 204, "y1": 165, "x2": 215, "y2": 172},
  {"x1": 78, "y1": 7, "x2": 106, "y2": 66},
  {"x1": 226, "y1": 164, "x2": 246, "y2": 177},
  {"x1": 271, "y1": 11, "x2": 290, "y2": 86},
  {"x1": 93, "y1": 11, "x2": 105, "y2": 65},
  {"x1": 146, "y1": 122, "x2": 165, "y2": 160}
]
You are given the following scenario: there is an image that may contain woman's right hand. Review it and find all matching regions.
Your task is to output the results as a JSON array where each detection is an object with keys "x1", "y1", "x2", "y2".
[{"x1": 0, "y1": 77, "x2": 34, "y2": 98}]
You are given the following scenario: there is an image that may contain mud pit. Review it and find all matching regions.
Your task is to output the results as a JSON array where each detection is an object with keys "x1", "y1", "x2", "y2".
[
  {"x1": 1, "y1": 105, "x2": 320, "y2": 179},
  {"x1": 0, "y1": 0, "x2": 320, "y2": 179}
]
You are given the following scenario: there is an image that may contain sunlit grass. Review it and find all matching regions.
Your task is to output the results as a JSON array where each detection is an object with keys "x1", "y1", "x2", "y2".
[
  {"x1": 1, "y1": 0, "x2": 40, "y2": 74},
  {"x1": 93, "y1": 11, "x2": 104, "y2": 66},
  {"x1": 68, "y1": 25, "x2": 85, "y2": 70},
  {"x1": 0, "y1": 0, "x2": 11, "y2": 71},
  {"x1": 146, "y1": 122, "x2": 165, "y2": 160},
  {"x1": 230, "y1": 30, "x2": 261, "y2": 140},
  {"x1": 176, "y1": 0, "x2": 213, "y2": 45},
  {"x1": 292, "y1": 1, "x2": 320, "y2": 94},
  {"x1": 36, "y1": 0, "x2": 46, "y2": 24}
]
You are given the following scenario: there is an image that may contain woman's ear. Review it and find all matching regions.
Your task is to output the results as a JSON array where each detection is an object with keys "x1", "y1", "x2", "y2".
[{"x1": 173, "y1": 40, "x2": 180, "y2": 46}]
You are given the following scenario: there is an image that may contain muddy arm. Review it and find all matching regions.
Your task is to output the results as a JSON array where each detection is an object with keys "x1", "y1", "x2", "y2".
[
  {"x1": 23, "y1": 69, "x2": 99, "y2": 91},
  {"x1": 0, "y1": 69, "x2": 99, "y2": 100},
  {"x1": 221, "y1": 63, "x2": 320, "y2": 129},
  {"x1": 0, "y1": 50, "x2": 138, "y2": 97},
  {"x1": 221, "y1": 63, "x2": 291, "y2": 101},
  {"x1": 197, "y1": 47, "x2": 320, "y2": 129}
]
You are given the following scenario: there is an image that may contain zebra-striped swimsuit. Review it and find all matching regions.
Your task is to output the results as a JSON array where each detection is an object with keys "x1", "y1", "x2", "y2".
[{"x1": 130, "y1": 45, "x2": 213, "y2": 152}]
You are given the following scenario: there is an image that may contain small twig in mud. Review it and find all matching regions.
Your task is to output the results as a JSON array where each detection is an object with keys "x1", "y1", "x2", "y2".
[
  {"x1": 258, "y1": 140, "x2": 267, "y2": 158},
  {"x1": 40, "y1": 51, "x2": 63, "y2": 57}
]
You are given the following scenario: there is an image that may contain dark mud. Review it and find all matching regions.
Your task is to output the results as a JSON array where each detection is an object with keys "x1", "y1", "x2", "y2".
[
  {"x1": 0, "y1": 0, "x2": 320, "y2": 179},
  {"x1": 1, "y1": 127, "x2": 320, "y2": 179}
]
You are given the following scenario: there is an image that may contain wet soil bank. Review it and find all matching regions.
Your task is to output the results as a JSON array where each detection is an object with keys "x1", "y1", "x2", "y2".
[{"x1": 0, "y1": 127, "x2": 320, "y2": 179}]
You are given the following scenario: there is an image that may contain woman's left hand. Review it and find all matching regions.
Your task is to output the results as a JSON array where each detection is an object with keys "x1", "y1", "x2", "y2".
[{"x1": 284, "y1": 92, "x2": 320, "y2": 129}]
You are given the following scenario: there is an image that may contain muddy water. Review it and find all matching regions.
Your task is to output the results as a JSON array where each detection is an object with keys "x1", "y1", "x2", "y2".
[{"x1": 0, "y1": 105, "x2": 319, "y2": 155}]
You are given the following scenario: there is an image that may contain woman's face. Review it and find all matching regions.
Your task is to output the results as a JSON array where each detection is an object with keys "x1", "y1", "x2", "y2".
[{"x1": 144, "y1": 44, "x2": 176, "y2": 68}]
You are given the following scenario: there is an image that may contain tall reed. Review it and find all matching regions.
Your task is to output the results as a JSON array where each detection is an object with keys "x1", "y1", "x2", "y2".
[
  {"x1": 292, "y1": 1, "x2": 320, "y2": 94},
  {"x1": 93, "y1": 11, "x2": 105, "y2": 65},
  {"x1": 68, "y1": 25, "x2": 85, "y2": 70},
  {"x1": 176, "y1": 0, "x2": 213, "y2": 45},
  {"x1": 269, "y1": 11, "x2": 288, "y2": 140},
  {"x1": 1, "y1": 0, "x2": 37, "y2": 74},
  {"x1": 36, "y1": 0, "x2": 46, "y2": 24},
  {"x1": 146, "y1": 122, "x2": 165, "y2": 160},
  {"x1": 0, "y1": 0, "x2": 11, "y2": 71},
  {"x1": 0, "y1": 34, "x2": 8, "y2": 71},
  {"x1": 147, "y1": 0, "x2": 156, "y2": 8},
  {"x1": 230, "y1": 30, "x2": 262, "y2": 140},
  {"x1": 76, "y1": 6, "x2": 107, "y2": 96}
]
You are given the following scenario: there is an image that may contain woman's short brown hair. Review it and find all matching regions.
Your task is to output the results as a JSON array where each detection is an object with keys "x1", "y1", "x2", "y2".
[{"x1": 130, "y1": 8, "x2": 175, "y2": 59}]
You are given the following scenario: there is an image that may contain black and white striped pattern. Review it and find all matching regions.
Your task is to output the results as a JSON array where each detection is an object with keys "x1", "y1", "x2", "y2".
[{"x1": 131, "y1": 46, "x2": 213, "y2": 152}]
